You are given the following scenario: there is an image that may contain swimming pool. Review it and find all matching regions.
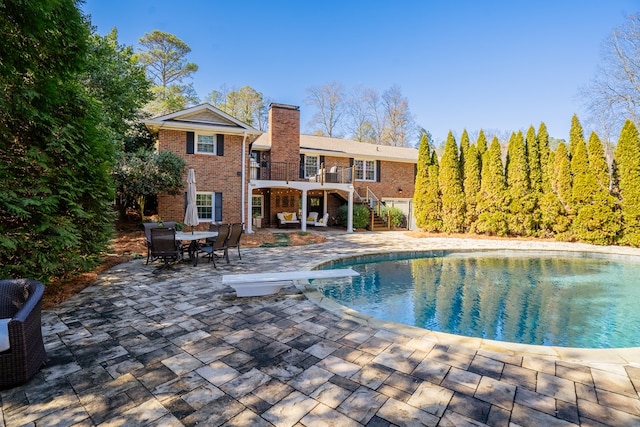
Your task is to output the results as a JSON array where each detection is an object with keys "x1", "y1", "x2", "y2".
[{"x1": 319, "y1": 250, "x2": 640, "y2": 349}]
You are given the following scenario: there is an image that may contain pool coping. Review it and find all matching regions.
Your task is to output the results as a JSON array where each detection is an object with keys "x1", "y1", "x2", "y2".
[{"x1": 299, "y1": 239, "x2": 640, "y2": 368}]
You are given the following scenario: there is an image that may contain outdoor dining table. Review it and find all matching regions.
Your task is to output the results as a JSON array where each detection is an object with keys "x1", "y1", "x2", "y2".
[{"x1": 175, "y1": 231, "x2": 218, "y2": 266}]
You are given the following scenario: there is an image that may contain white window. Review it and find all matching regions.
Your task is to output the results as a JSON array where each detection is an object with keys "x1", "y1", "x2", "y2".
[
  {"x1": 304, "y1": 155, "x2": 319, "y2": 178},
  {"x1": 196, "y1": 133, "x2": 217, "y2": 154},
  {"x1": 196, "y1": 193, "x2": 213, "y2": 220},
  {"x1": 354, "y1": 159, "x2": 376, "y2": 181},
  {"x1": 195, "y1": 192, "x2": 222, "y2": 221}
]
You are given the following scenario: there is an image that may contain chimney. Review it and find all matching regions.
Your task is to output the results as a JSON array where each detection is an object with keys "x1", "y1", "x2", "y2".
[{"x1": 268, "y1": 103, "x2": 300, "y2": 165}]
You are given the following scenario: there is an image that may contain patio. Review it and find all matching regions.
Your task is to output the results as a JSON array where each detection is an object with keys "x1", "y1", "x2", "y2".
[{"x1": 3, "y1": 231, "x2": 640, "y2": 426}]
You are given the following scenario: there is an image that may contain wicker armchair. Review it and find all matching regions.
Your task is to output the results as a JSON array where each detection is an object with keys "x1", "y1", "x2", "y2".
[{"x1": 0, "y1": 279, "x2": 47, "y2": 388}]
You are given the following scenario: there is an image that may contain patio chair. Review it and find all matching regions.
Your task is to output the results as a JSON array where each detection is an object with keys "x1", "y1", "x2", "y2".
[
  {"x1": 0, "y1": 279, "x2": 47, "y2": 388},
  {"x1": 199, "y1": 223, "x2": 230, "y2": 268},
  {"x1": 226, "y1": 223, "x2": 244, "y2": 260},
  {"x1": 143, "y1": 221, "x2": 176, "y2": 264},
  {"x1": 150, "y1": 227, "x2": 181, "y2": 269}
]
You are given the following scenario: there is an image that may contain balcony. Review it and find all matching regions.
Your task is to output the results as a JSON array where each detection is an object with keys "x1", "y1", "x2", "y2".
[{"x1": 250, "y1": 161, "x2": 354, "y2": 185}]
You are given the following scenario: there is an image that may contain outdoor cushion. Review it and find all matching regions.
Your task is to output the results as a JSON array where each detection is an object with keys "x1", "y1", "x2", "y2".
[{"x1": 0, "y1": 318, "x2": 10, "y2": 352}]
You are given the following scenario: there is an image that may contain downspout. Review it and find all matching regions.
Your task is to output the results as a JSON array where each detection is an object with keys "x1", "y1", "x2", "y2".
[{"x1": 241, "y1": 131, "x2": 250, "y2": 233}]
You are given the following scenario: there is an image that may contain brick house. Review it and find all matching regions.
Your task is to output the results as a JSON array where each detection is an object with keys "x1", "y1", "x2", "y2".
[{"x1": 144, "y1": 102, "x2": 418, "y2": 233}]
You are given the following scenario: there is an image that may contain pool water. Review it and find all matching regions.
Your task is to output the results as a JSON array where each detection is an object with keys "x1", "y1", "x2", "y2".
[{"x1": 320, "y1": 250, "x2": 640, "y2": 348}]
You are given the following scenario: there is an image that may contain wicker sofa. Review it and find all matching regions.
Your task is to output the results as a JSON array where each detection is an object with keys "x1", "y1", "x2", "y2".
[
  {"x1": 0, "y1": 279, "x2": 47, "y2": 388},
  {"x1": 276, "y1": 212, "x2": 300, "y2": 228}
]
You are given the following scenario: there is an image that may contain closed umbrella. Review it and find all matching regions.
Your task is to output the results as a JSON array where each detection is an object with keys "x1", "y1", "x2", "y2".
[{"x1": 184, "y1": 168, "x2": 199, "y2": 234}]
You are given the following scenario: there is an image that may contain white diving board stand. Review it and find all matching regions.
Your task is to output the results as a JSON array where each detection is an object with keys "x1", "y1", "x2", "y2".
[{"x1": 222, "y1": 268, "x2": 359, "y2": 297}]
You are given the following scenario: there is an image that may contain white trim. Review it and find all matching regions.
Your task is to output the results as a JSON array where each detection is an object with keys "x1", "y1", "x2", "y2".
[{"x1": 195, "y1": 132, "x2": 218, "y2": 155}]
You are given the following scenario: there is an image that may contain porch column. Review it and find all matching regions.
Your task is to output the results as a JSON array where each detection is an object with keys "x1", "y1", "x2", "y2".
[
  {"x1": 300, "y1": 189, "x2": 308, "y2": 232},
  {"x1": 347, "y1": 187, "x2": 354, "y2": 233}
]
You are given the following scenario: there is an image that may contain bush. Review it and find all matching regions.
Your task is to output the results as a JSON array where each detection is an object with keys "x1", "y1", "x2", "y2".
[
  {"x1": 380, "y1": 206, "x2": 406, "y2": 228},
  {"x1": 337, "y1": 204, "x2": 370, "y2": 229}
]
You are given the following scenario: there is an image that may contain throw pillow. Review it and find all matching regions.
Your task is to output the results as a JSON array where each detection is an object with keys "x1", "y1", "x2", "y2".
[
  {"x1": 0, "y1": 318, "x2": 10, "y2": 352},
  {"x1": 284, "y1": 213, "x2": 293, "y2": 221}
]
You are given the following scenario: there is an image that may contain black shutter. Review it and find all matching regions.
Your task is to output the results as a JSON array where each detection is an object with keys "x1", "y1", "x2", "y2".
[
  {"x1": 299, "y1": 154, "x2": 305, "y2": 178},
  {"x1": 214, "y1": 192, "x2": 223, "y2": 222},
  {"x1": 376, "y1": 160, "x2": 381, "y2": 182},
  {"x1": 349, "y1": 158, "x2": 354, "y2": 167},
  {"x1": 216, "y1": 134, "x2": 224, "y2": 156},
  {"x1": 186, "y1": 132, "x2": 194, "y2": 154},
  {"x1": 320, "y1": 155, "x2": 325, "y2": 168}
]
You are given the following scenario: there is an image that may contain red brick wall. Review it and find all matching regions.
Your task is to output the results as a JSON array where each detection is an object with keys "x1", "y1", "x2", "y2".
[{"x1": 157, "y1": 129, "x2": 248, "y2": 229}]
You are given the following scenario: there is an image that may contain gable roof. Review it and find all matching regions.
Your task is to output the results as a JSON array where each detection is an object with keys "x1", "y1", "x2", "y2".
[
  {"x1": 144, "y1": 103, "x2": 263, "y2": 136},
  {"x1": 253, "y1": 133, "x2": 418, "y2": 163}
]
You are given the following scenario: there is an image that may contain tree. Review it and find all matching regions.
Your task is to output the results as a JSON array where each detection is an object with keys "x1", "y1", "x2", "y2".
[
  {"x1": 414, "y1": 133, "x2": 437, "y2": 230},
  {"x1": 476, "y1": 129, "x2": 488, "y2": 158},
  {"x1": 305, "y1": 81, "x2": 346, "y2": 137},
  {"x1": 472, "y1": 137, "x2": 508, "y2": 235},
  {"x1": 569, "y1": 114, "x2": 585, "y2": 158},
  {"x1": 582, "y1": 14, "x2": 640, "y2": 141},
  {"x1": 209, "y1": 85, "x2": 268, "y2": 130},
  {"x1": 137, "y1": 30, "x2": 199, "y2": 115},
  {"x1": 459, "y1": 129, "x2": 471, "y2": 179},
  {"x1": 345, "y1": 85, "x2": 376, "y2": 142},
  {"x1": 550, "y1": 142, "x2": 573, "y2": 237},
  {"x1": 114, "y1": 149, "x2": 187, "y2": 222},
  {"x1": 380, "y1": 85, "x2": 415, "y2": 147},
  {"x1": 85, "y1": 29, "x2": 152, "y2": 149},
  {"x1": 505, "y1": 131, "x2": 535, "y2": 235},
  {"x1": 462, "y1": 144, "x2": 481, "y2": 231},
  {"x1": 613, "y1": 119, "x2": 640, "y2": 246},
  {"x1": 0, "y1": 0, "x2": 116, "y2": 282},
  {"x1": 438, "y1": 131, "x2": 465, "y2": 232},
  {"x1": 571, "y1": 132, "x2": 620, "y2": 244}
]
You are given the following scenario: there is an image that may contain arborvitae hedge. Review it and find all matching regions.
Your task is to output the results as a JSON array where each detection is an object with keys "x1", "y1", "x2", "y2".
[
  {"x1": 614, "y1": 120, "x2": 640, "y2": 246},
  {"x1": 413, "y1": 115, "x2": 639, "y2": 247},
  {"x1": 463, "y1": 144, "x2": 481, "y2": 231},
  {"x1": 438, "y1": 131, "x2": 465, "y2": 233},
  {"x1": 472, "y1": 136, "x2": 508, "y2": 235}
]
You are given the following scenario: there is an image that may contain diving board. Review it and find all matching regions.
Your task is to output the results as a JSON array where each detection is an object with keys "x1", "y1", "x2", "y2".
[{"x1": 221, "y1": 268, "x2": 359, "y2": 297}]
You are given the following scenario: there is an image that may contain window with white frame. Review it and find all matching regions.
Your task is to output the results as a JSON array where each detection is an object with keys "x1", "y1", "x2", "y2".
[
  {"x1": 196, "y1": 193, "x2": 213, "y2": 220},
  {"x1": 304, "y1": 155, "x2": 319, "y2": 178},
  {"x1": 252, "y1": 195, "x2": 263, "y2": 218},
  {"x1": 196, "y1": 192, "x2": 222, "y2": 221},
  {"x1": 196, "y1": 133, "x2": 217, "y2": 154},
  {"x1": 354, "y1": 159, "x2": 376, "y2": 181}
]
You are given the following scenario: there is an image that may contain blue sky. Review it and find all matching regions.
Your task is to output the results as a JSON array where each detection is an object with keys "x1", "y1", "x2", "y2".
[{"x1": 82, "y1": 0, "x2": 639, "y2": 144}]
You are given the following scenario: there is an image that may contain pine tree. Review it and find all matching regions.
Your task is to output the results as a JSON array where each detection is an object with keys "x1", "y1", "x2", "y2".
[
  {"x1": 476, "y1": 130, "x2": 488, "y2": 158},
  {"x1": 551, "y1": 142, "x2": 573, "y2": 237},
  {"x1": 537, "y1": 122, "x2": 552, "y2": 191},
  {"x1": 439, "y1": 131, "x2": 465, "y2": 233},
  {"x1": 472, "y1": 136, "x2": 508, "y2": 235},
  {"x1": 505, "y1": 131, "x2": 535, "y2": 235},
  {"x1": 613, "y1": 120, "x2": 640, "y2": 246},
  {"x1": 569, "y1": 114, "x2": 585, "y2": 158},
  {"x1": 423, "y1": 152, "x2": 442, "y2": 231},
  {"x1": 459, "y1": 129, "x2": 470, "y2": 181},
  {"x1": 571, "y1": 131, "x2": 620, "y2": 244},
  {"x1": 527, "y1": 125, "x2": 542, "y2": 193},
  {"x1": 414, "y1": 132, "x2": 432, "y2": 229},
  {"x1": 463, "y1": 144, "x2": 481, "y2": 231},
  {"x1": 588, "y1": 131, "x2": 611, "y2": 191}
]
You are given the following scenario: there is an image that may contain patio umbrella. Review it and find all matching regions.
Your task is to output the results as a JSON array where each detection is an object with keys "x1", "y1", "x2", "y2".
[{"x1": 184, "y1": 168, "x2": 199, "y2": 234}]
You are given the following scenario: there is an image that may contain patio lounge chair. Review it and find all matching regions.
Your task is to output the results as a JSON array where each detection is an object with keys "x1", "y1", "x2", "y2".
[
  {"x1": 226, "y1": 223, "x2": 244, "y2": 260},
  {"x1": 143, "y1": 221, "x2": 176, "y2": 264},
  {"x1": 150, "y1": 227, "x2": 181, "y2": 269},
  {"x1": 199, "y1": 223, "x2": 230, "y2": 267},
  {"x1": 0, "y1": 279, "x2": 47, "y2": 388}
]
